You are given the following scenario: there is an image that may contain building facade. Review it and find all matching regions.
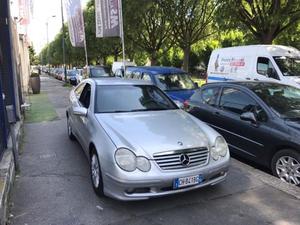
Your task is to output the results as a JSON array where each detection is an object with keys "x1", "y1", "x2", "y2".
[{"x1": 0, "y1": 0, "x2": 30, "y2": 157}]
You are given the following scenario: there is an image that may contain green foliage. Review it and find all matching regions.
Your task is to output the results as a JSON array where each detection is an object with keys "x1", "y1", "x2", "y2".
[
  {"x1": 275, "y1": 22, "x2": 300, "y2": 49},
  {"x1": 39, "y1": 0, "x2": 300, "y2": 71},
  {"x1": 124, "y1": 0, "x2": 173, "y2": 65},
  {"x1": 28, "y1": 46, "x2": 39, "y2": 65},
  {"x1": 217, "y1": 0, "x2": 300, "y2": 44}
]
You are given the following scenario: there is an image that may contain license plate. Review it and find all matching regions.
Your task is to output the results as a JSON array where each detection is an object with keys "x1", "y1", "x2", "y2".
[{"x1": 173, "y1": 175, "x2": 203, "y2": 189}]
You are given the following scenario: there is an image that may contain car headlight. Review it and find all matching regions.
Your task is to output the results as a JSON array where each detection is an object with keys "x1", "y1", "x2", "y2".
[
  {"x1": 115, "y1": 148, "x2": 151, "y2": 172},
  {"x1": 136, "y1": 156, "x2": 151, "y2": 172},
  {"x1": 115, "y1": 148, "x2": 136, "y2": 172},
  {"x1": 211, "y1": 136, "x2": 229, "y2": 161}
]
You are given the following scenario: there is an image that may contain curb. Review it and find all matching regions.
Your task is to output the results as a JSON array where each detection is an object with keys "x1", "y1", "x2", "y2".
[{"x1": 232, "y1": 159, "x2": 300, "y2": 200}]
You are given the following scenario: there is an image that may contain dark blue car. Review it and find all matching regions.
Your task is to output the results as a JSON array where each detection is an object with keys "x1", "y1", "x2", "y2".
[{"x1": 124, "y1": 66, "x2": 198, "y2": 102}]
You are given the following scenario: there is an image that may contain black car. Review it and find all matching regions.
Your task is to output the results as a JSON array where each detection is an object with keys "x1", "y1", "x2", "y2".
[{"x1": 187, "y1": 81, "x2": 300, "y2": 186}]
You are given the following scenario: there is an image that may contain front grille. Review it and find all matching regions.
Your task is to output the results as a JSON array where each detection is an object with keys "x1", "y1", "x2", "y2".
[{"x1": 153, "y1": 147, "x2": 209, "y2": 170}]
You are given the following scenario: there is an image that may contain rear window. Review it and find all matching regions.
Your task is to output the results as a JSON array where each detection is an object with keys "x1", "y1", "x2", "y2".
[
  {"x1": 154, "y1": 73, "x2": 195, "y2": 91},
  {"x1": 90, "y1": 67, "x2": 111, "y2": 77}
]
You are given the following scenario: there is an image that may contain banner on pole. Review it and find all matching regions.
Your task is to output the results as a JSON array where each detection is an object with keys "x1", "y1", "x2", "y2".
[
  {"x1": 95, "y1": 0, "x2": 120, "y2": 38},
  {"x1": 64, "y1": 0, "x2": 85, "y2": 47}
]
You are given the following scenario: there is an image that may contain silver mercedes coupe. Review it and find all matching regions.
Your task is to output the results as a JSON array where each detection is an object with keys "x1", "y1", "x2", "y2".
[{"x1": 66, "y1": 78, "x2": 230, "y2": 200}]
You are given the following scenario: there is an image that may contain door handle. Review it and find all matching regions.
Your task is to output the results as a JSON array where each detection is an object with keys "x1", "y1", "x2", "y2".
[
  {"x1": 214, "y1": 111, "x2": 220, "y2": 116},
  {"x1": 246, "y1": 77, "x2": 251, "y2": 80},
  {"x1": 254, "y1": 78, "x2": 259, "y2": 81}
]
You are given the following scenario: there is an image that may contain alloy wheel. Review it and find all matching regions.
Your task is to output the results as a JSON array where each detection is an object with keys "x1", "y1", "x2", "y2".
[
  {"x1": 276, "y1": 156, "x2": 300, "y2": 185},
  {"x1": 91, "y1": 154, "x2": 100, "y2": 188}
]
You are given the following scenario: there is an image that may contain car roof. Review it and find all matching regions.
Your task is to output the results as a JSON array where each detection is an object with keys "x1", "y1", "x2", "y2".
[
  {"x1": 89, "y1": 78, "x2": 152, "y2": 86},
  {"x1": 202, "y1": 81, "x2": 292, "y2": 90},
  {"x1": 127, "y1": 66, "x2": 185, "y2": 75},
  {"x1": 88, "y1": 65, "x2": 110, "y2": 69}
]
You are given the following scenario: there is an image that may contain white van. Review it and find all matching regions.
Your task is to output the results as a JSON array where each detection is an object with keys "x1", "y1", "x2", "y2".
[
  {"x1": 207, "y1": 45, "x2": 300, "y2": 88},
  {"x1": 112, "y1": 61, "x2": 136, "y2": 75}
]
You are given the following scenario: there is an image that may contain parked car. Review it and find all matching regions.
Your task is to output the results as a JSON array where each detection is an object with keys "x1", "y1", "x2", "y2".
[
  {"x1": 124, "y1": 66, "x2": 199, "y2": 103},
  {"x1": 67, "y1": 69, "x2": 79, "y2": 85},
  {"x1": 66, "y1": 78, "x2": 230, "y2": 200},
  {"x1": 187, "y1": 81, "x2": 300, "y2": 186},
  {"x1": 76, "y1": 69, "x2": 83, "y2": 84},
  {"x1": 114, "y1": 68, "x2": 124, "y2": 78},
  {"x1": 207, "y1": 45, "x2": 300, "y2": 88}
]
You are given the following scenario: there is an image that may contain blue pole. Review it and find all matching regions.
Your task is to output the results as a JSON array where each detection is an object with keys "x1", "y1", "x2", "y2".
[{"x1": 0, "y1": 59, "x2": 7, "y2": 151}]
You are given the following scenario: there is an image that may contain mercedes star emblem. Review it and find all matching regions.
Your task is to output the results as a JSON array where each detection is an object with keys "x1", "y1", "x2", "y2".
[{"x1": 180, "y1": 154, "x2": 190, "y2": 166}]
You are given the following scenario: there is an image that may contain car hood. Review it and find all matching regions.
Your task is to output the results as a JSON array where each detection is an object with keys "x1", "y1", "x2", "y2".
[
  {"x1": 95, "y1": 110, "x2": 209, "y2": 157},
  {"x1": 165, "y1": 89, "x2": 195, "y2": 102}
]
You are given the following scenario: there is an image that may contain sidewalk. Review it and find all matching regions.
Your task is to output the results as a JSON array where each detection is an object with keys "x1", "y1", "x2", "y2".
[{"x1": 8, "y1": 75, "x2": 300, "y2": 225}]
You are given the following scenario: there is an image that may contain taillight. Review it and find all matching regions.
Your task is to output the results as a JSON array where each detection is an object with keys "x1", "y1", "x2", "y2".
[{"x1": 183, "y1": 100, "x2": 190, "y2": 110}]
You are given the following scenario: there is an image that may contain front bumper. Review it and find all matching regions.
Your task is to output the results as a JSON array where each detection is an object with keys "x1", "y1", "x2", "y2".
[{"x1": 103, "y1": 159, "x2": 229, "y2": 201}]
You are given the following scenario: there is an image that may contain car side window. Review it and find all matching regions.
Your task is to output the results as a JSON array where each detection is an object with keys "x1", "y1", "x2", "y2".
[
  {"x1": 125, "y1": 70, "x2": 132, "y2": 79},
  {"x1": 142, "y1": 73, "x2": 151, "y2": 81},
  {"x1": 79, "y1": 84, "x2": 91, "y2": 108},
  {"x1": 257, "y1": 57, "x2": 279, "y2": 79},
  {"x1": 74, "y1": 83, "x2": 85, "y2": 98},
  {"x1": 133, "y1": 71, "x2": 141, "y2": 79},
  {"x1": 198, "y1": 87, "x2": 220, "y2": 106},
  {"x1": 220, "y1": 88, "x2": 257, "y2": 115}
]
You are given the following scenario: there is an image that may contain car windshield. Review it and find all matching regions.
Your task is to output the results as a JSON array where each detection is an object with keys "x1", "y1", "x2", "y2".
[
  {"x1": 251, "y1": 84, "x2": 300, "y2": 119},
  {"x1": 273, "y1": 56, "x2": 300, "y2": 77},
  {"x1": 154, "y1": 73, "x2": 195, "y2": 91},
  {"x1": 95, "y1": 85, "x2": 178, "y2": 113},
  {"x1": 90, "y1": 67, "x2": 111, "y2": 77}
]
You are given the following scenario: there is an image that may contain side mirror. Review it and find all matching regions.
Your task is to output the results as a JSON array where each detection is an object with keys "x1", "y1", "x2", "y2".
[
  {"x1": 194, "y1": 82, "x2": 199, "y2": 89},
  {"x1": 174, "y1": 100, "x2": 184, "y2": 109},
  {"x1": 240, "y1": 112, "x2": 257, "y2": 124},
  {"x1": 73, "y1": 107, "x2": 88, "y2": 117}
]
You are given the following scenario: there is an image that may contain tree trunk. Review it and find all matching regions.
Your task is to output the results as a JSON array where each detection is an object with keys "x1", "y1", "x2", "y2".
[
  {"x1": 114, "y1": 49, "x2": 119, "y2": 61},
  {"x1": 259, "y1": 33, "x2": 274, "y2": 44},
  {"x1": 183, "y1": 46, "x2": 191, "y2": 72},
  {"x1": 103, "y1": 56, "x2": 107, "y2": 66},
  {"x1": 150, "y1": 52, "x2": 158, "y2": 66}
]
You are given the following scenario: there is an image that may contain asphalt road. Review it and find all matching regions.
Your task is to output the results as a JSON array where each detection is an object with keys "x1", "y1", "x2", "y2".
[{"x1": 9, "y1": 76, "x2": 300, "y2": 225}]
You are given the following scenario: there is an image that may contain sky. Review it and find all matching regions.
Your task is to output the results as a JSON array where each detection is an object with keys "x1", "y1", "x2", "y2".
[{"x1": 27, "y1": 0, "x2": 88, "y2": 53}]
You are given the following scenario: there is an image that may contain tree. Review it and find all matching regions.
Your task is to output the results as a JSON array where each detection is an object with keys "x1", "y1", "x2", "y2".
[
  {"x1": 218, "y1": 0, "x2": 300, "y2": 44},
  {"x1": 276, "y1": 21, "x2": 300, "y2": 49},
  {"x1": 28, "y1": 46, "x2": 38, "y2": 65},
  {"x1": 124, "y1": 0, "x2": 173, "y2": 65},
  {"x1": 160, "y1": 0, "x2": 218, "y2": 72},
  {"x1": 84, "y1": 0, "x2": 122, "y2": 65}
]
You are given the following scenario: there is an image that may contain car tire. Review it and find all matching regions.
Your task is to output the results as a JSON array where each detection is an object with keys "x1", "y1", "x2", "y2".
[
  {"x1": 67, "y1": 117, "x2": 76, "y2": 141},
  {"x1": 271, "y1": 149, "x2": 300, "y2": 186},
  {"x1": 90, "y1": 149, "x2": 104, "y2": 197}
]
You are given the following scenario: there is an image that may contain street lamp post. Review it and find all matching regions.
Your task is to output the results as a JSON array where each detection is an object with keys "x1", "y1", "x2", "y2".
[
  {"x1": 61, "y1": 0, "x2": 67, "y2": 82},
  {"x1": 46, "y1": 15, "x2": 56, "y2": 73}
]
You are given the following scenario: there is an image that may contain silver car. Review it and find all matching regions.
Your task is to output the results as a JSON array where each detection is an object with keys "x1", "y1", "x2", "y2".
[{"x1": 66, "y1": 78, "x2": 230, "y2": 200}]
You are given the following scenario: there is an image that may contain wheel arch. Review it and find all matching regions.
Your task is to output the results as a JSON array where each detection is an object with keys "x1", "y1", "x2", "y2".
[
  {"x1": 269, "y1": 144, "x2": 299, "y2": 166},
  {"x1": 89, "y1": 142, "x2": 97, "y2": 158}
]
